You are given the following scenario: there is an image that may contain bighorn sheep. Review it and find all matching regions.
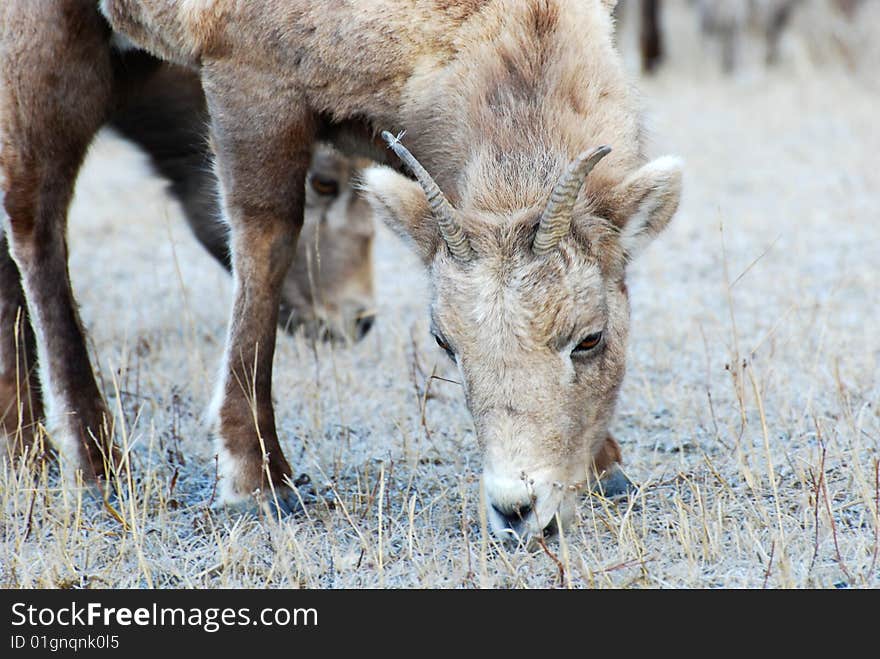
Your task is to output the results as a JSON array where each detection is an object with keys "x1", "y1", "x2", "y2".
[
  {"x1": 692, "y1": 0, "x2": 864, "y2": 72},
  {"x1": 4, "y1": 0, "x2": 682, "y2": 541},
  {"x1": 103, "y1": 62, "x2": 376, "y2": 343}
]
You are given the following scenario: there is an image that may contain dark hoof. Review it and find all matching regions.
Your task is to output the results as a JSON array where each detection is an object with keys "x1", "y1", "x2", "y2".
[
  {"x1": 594, "y1": 466, "x2": 637, "y2": 499},
  {"x1": 78, "y1": 481, "x2": 131, "y2": 525},
  {"x1": 81, "y1": 477, "x2": 119, "y2": 503},
  {"x1": 270, "y1": 486, "x2": 311, "y2": 517},
  {"x1": 213, "y1": 474, "x2": 316, "y2": 520}
]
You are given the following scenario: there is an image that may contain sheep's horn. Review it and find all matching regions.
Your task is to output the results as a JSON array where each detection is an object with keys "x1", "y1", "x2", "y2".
[
  {"x1": 381, "y1": 130, "x2": 474, "y2": 262},
  {"x1": 533, "y1": 146, "x2": 612, "y2": 256}
]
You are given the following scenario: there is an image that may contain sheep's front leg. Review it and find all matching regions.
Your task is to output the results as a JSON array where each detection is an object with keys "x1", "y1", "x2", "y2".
[{"x1": 203, "y1": 67, "x2": 314, "y2": 514}]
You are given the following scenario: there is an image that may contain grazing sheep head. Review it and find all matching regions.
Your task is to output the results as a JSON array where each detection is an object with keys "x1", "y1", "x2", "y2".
[
  {"x1": 362, "y1": 133, "x2": 681, "y2": 541},
  {"x1": 280, "y1": 146, "x2": 376, "y2": 344}
]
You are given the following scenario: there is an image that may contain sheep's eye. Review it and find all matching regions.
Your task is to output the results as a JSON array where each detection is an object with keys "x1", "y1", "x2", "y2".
[
  {"x1": 434, "y1": 334, "x2": 455, "y2": 360},
  {"x1": 309, "y1": 175, "x2": 339, "y2": 196},
  {"x1": 573, "y1": 331, "x2": 603, "y2": 354}
]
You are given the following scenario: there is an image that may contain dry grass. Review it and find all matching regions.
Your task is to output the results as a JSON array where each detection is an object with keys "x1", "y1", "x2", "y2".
[{"x1": 1, "y1": 1, "x2": 878, "y2": 588}]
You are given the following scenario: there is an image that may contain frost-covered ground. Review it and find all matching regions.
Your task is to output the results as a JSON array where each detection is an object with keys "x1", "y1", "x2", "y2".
[{"x1": 2, "y1": 1, "x2": 877, "y2": 588}]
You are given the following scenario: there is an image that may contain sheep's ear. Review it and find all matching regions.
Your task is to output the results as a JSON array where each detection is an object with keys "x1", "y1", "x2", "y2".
[
  {"x1": 358, "y1": 165, "x2": 440, "y2": 265},
  {"x1": 613, "y1": 156, "x2": 683, "y2": 260}
]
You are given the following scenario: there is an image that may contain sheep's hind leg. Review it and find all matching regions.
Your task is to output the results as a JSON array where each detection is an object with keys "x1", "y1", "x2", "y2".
[
  {"x1": 0, "y1": 233, "x2": 46, "y2": 464},
  {"x1": 0, "y1": 3, "x2": 121, "y2": 488}
]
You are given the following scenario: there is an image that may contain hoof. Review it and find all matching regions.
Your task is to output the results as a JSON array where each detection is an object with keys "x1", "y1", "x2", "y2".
[
  {"x1": 78, "y1": 480, "x2": 131, "y2": 525},
  {"x1": 268, "y1": 486, "x2": 310, "y2": 517},
  {"x1": 212, "y1": 474, "x2": 315, "y2": 519},
  {"x1": 594, "y1": 466, "x2": 637, "y2": 499}
]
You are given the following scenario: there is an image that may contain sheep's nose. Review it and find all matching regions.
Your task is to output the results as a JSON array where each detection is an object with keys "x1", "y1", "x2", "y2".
[
  {"x1": 490, "y1": 500, "x2": 559, "y2": 539},
  {"x1": 491, "y1": 501, "x2": 534, "y2": 532},
  {"x1": 355, "y1": 313, "x2": 375, "y2": 340}
]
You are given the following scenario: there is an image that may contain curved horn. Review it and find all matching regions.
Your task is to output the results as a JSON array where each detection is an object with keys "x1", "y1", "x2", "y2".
[
  {"x1": 532, "y1": 145, "x2": 612, "y2": 256},
  {"x1": 381, "y1": 130, "x2": 474, "y2": 262}
]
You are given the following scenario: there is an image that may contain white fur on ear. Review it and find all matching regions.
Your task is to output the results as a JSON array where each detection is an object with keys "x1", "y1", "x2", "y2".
[
  {"x1": 97, "y1": 0, "x2": 113, "y2": 21},
  {"x1": 358, "y1": 165, "x2": 439, "y2": 264},
  {"x1": 616, "y1": 156, "x2": 683, "y2": 258},
  {"x1": 110, "y1": 31, "x2": 138, "y2": 51}
]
